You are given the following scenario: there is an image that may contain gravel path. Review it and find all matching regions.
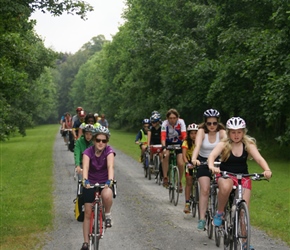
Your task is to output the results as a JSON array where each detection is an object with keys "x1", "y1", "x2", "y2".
[{"x1": 42, "y1": 133, "x2": 289, "y2": 250}]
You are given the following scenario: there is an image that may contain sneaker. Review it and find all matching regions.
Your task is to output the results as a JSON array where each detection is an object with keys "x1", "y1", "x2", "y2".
[
  {"x1": 163, "y1": 177, "x2": 169, "y2": 188},
  {"x1": 197, "y1": 219, "x2": 206, "y2": 230},
  {"x1": 80, "y1": 242, "x2": 89, "y2": 250},
  {"x1": 213, "y1": 212, "x2": 224, "y2": 227},
  {"x1": 183, "y1": 203, "x2": 190, "y2": 214},
  {"x1": 105, "y1": 217, "x2": 112, "y2": 228},
  {"x1": 242, "y1": 242, "x2": 255, "y2": 250}
]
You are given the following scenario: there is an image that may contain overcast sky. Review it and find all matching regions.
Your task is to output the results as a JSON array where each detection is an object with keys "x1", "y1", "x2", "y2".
[{"x1": 31, "y1": 0, "x2": 126, "y2": 53}]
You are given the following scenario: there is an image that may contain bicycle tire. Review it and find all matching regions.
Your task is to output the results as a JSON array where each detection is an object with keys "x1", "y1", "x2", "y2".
[
  {"x1": 173, "y1": 166, "x2": 180, "y2": 206},
  {"x1": 169, "y1": 171, "x2": 173, "y2": 203},
  {"x1": 234, "y1": 202, "x2": 250, "y2": 250},
  {"x1": 94, "y1": 203, "x2": 100, "y2": 250},
  {"x1": 143, "y1": 153, "x2": 148, "y2": 178},
  {"x1": 148, "y1": 155, "x2": 151, "y2": 180},
  {"x1": 206, "y1": 210, "x2": 213, "y2": 239},
  {"x1": 195, "y1": 181, "x2": 200, "y2": 220},
  {"x1": 158, "y1": 162, "x2": 163, "y2": 185},
  {"x1": 191, "y1": 196, "x2": 197, "y2": 217},
  {"x1": 215, "y1": 226, "x2": 221, "y2": 247}
]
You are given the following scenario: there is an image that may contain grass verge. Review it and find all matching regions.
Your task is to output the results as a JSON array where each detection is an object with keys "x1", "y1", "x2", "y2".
[
  {"x1": 0, "y1": 125, "x2": 58, "y2": 250},
  {"x1": 109, "y1": 129, "x2": 290, "y2": 246}
]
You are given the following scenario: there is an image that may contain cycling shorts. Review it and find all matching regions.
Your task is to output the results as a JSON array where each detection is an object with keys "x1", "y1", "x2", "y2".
[
  {"x1": 196, "y1": 155, "x2": 211, "y2": 179},
  {"x1": 83, "y1": 186, "x2": 113, "y2": 203},
  {"x1": 215, "y1": 174, "x2": 252, "y2": 190}
]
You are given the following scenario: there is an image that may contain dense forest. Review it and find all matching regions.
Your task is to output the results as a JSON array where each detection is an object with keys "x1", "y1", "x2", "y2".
[{"x1": 1, "y1": 0, "x2": 289, "y2": 146}]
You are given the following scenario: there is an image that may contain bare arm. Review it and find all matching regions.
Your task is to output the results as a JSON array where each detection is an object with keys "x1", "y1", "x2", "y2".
[
  {"x1": 147, "y1": 130, "x2": 151, "y2": 145},
  {"x1": 248, "y1": 144, "x2": 272, "y2": 179},
  {"x1": 82, "y1": 154, "x2": 90, "y2": 188},
  {"x1": 107, "y1": 153, "x2": 115, "y2": 180},
  {"x1": 191, "y1": 129, "x2": 204, "y2": 165},
  {"x1": 208, "y1": 142, "x2": 225, "y2": 172}
]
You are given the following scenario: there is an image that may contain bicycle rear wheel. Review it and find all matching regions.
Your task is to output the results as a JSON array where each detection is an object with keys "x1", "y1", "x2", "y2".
[
  {"x1": 173, "y1": 166, "x2": 180, "y2": 206},
  {"x1": 143, "y1": 153, "x2": 148, "y2": 178},
  {"x1": 215, "y1": 226, "x2": 221, "y2": 247},
  {"x1": 206, "y1": 210, "x2": 213, "y2": 239},
  {"x1": 234, "y1": 202, "x2": 250, "y2": 250}
]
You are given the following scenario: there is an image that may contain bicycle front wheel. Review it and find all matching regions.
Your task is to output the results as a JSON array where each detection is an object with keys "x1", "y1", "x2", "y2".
[
  {"x1": 173, "y1": 166, "x2": 180, "y2": 206},
  {"x1": 234, "y1": 202, "x2": 250, "y2": 250},
  {"x1": 94, "y1": 203, "x2": 100, "y2": 250}
]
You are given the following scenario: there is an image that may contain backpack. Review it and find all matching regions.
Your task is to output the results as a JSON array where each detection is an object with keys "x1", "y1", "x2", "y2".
[{"x1": 73, "y1": 180, "x2": 84, "y2": 222}]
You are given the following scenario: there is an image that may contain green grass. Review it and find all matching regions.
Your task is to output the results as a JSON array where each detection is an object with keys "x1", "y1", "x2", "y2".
[
  {"x1": 0, "y1": 126, "x2": 289, "y2": 248},
  {"x1": 108, "y1": 129, "x2": 290, "y2": 246},
  {"x1": 0, "y1": 125, "x2": 58, "y2": 249}
]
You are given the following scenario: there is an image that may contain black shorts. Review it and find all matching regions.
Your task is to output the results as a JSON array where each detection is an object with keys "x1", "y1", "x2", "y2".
[
  {"x1": 61, "y1": 130, "x2": 67, "y2": 137},
  {"x1": 196, "y1": 156, "x2": 211, "y2": 179},
  {"x1": 82, "y1": 186, "x2": 113, "y2": 203},
  {"x1": 166, "y1": 143, "x2": 182, "y2": 155}
]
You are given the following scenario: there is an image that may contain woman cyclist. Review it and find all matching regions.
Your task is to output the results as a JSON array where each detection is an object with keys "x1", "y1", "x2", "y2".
[
  {"x1": 208, "y1": 117, "x2": 272, "y2": 249},
  {"x1": 182, "y1": 123, "x2": 198, "y2": 214},
  {"x1": 81, "y1": 126, "x2": 115, "y2": 250},
  {"x1": 191, "y1": 109, "x2": 226, "y2": 230},
  {"x1": 135, "y1": 118, "x2": 150, "y2": 162},
  {"x1": 147, "y1": 112, "x2": 162, "y2": 166},
  {"x1": 161, "y1": 108, "x2": 186, "y2": 191}
]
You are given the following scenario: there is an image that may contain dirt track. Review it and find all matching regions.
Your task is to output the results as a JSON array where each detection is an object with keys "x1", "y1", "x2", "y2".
[{"x1": 42, "y1": 133, "x2": 289, "y2": 250}]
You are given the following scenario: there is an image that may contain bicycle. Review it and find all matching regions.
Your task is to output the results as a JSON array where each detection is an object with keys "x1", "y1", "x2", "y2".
[
  {"x1": 214, "y1": 172, "x2": 268, "y2": 250},
  {"x1": 149, "y1": 144, "x2": 163, "y2": 185},
  {"x1": 138, "y1": 142, "x2": 150, "y2": 179},
  {"x1": 89, "y1": 181, "x2": 117, "y2": 250},
  {"x1": 166, "y1": 144, "x2": 181, "y2": 206}
]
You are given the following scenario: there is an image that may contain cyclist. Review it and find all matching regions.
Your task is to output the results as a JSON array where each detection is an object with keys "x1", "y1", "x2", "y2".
[
  {"x1": 61, "y1": 112, "x2": 72, "y2": 145},
  {"x1": 208, "y1": 117, "x2": 272, "y2": 234},
  {"x1": 78, "y1": 113, "x2": 97, "y2": 138},
  {"x1": 72, "y1": 110, "x2": 86, "y2": 140},
  {"x1": 81, "y1": 126, "x2": 115, "y2": 250},
  {"x1": 135, "y1": 118, "x2": 150, "y2": 162},
  {"x1": 191, "y1": 109, "x2": 226, "y2": 230},
  {"x1": 147, "y1": 112, "x2": 162, "y2": 167},
  {"x1": 161, "y1": 108, "x2": 186, "y2": 191},
  {"x1": 99, "y1": 113, "x2": 109, "y2": 128},
  {"x1": 72, "y1": 106, "x2": 83, "y2": 127},
  {"x1": 74, "y1": 124, "x2": 94, "y2": 180},
  {"x1": 182, "y1": 123, "x2": 198, "y2": 214}
]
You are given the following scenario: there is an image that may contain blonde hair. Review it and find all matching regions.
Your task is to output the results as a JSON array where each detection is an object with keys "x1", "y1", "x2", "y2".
[{"x1": 220, "y1": 128, "x2": 257, "y2": 162}]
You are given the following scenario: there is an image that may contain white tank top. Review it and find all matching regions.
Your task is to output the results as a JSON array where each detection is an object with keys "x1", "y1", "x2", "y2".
[{"x1": 199, "y1": 132, "x2": 220, "y2": 158}]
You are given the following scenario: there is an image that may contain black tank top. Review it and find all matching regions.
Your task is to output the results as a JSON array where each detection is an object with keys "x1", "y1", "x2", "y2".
[
  {"x1": 150, "y1": 126, "x2": 161, "y2": 145},
  {"x1": 220, "y1": 143, "x2": 249, "y2": 174}
]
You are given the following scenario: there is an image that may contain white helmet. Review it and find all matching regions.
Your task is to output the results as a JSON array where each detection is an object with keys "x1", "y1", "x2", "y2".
[
  {"x1": 93, "y1": 126, "x2": 111, "y2": 138},
  {"x1": 204, "y1": 109, "x2": 220, "y2": 118},
  {"x1": 187, "y1": 123, "x2": 199, "y2": 131},
  {"x1": 226, "y1": 117, "x2": 246, "y2": 129}
]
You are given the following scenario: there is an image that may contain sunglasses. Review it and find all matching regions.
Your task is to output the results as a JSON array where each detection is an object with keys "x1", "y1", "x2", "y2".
[
  {"x1": 95, "y1": 138, "x2": 108, "y2": 143},
  {"x1": 206, "y1": 122, "x2": 218, "y2": 126}
]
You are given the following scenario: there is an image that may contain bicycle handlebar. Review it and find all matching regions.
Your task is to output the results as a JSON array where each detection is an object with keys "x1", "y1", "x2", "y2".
[{"x1": 219, "y1": 171, "x2": 268, "y2": 181}]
